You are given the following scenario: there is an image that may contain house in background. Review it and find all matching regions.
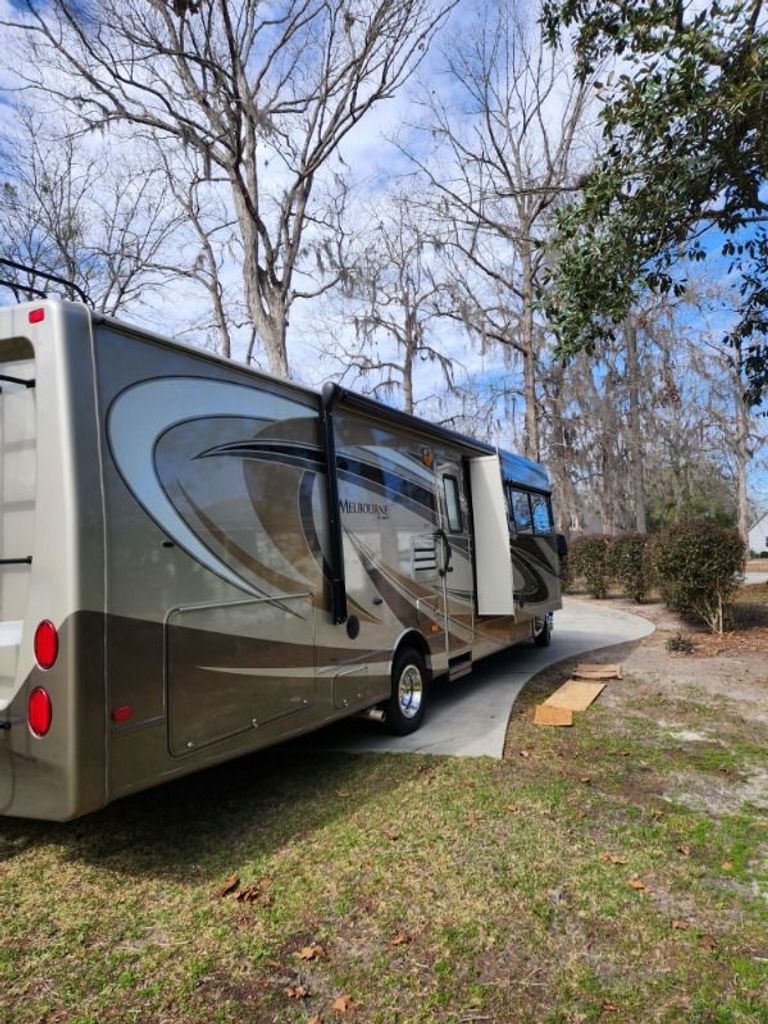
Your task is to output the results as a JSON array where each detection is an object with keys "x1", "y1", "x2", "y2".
[{"x1": 748, "y1": 510, "x2": 768, "y2": 555}]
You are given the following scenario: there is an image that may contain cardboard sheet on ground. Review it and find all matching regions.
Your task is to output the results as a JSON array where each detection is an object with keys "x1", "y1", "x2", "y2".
[
  {"x1": 573, "y1": 662, "x2": 622, "y2": 680},
  {"x1": 542, "y1": 679, "x2": 606, "y2": 711},
  {"x1": 533, "y1": 705, "x2": 573, "y2": 727}
]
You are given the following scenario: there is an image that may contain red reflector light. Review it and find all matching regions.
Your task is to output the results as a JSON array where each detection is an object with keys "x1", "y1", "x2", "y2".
[
  {"x1": 28, "y1": 308, "x2": 45, "y2": 324},
  {"x1": 111, "y1": 705, "x2": 134, "y2": 723},
  {"x1": 28, "y1": 687, "x2": 52, "y2": 736},
  {"x1": 34, "y1": 620, "x2": 58, "y2": 669}
]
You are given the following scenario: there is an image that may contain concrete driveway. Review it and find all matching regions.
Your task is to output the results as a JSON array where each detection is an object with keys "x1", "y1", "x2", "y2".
[
  {"x1": 746, "y1": 571, "x2": 768, "y2": 585},
  {"x1": 311, "y1": 598, "x2": 655, "y2": 759}
]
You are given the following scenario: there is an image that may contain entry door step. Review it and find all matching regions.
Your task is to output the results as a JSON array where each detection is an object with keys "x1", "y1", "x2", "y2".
[{"x1": 448, "y1": 651, "x2": 473, "y2": 682}]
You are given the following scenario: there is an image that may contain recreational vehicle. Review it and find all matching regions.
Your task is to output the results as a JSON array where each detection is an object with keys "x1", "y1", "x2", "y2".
[{"x1": 0, "y1": 299, "x2": 562, "y2": 820}]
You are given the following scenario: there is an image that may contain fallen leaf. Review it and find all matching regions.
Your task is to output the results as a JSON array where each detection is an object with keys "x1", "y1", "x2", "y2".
[
  {"x1": 309, "y1": 1017, "x2": 323, "y2": 1024},
  {"x1": 671, "y1": 919, "x2": 690, "y2": 930},
  {"x1": 236, "y1": 883, "x2": 271, "y2": 905},
  {"x1": 600, "y1": 852, "x2": 628, "y2": 865},
  {"x1": 722, "y1": 861, "x2": 733, "y2": 870},
  {"x1": 698, "y1": 934, "x2": 717, "y2": 950},
  {"x1": 284, "y1": 984, "x2": 309, "y2": 999},
  {"x1": 462, "y1": 780, "x2": 476, "y2": 788},
  {"x1": 217, "y1": 873, "x2": 240, "y2": 898},
  {"x1": 620, "y1": 750, "x2": 631, "y2": 757},
  {"x1": 580, "y1": 775, "x2": 592, "y2": 785},
  {"x1": 506, "y1": 804, "x2": 520, "y2": 814},
  {"x1": 336, "y1": 789, "x2": 350, "y2": 798},
  {"x1": 576, "y1": 809, "x2": 588, "y2": 818},
  {"x1": 296, "y1": 944, "x2": 326, "y2": 961},
  {"x1": 602, "y1": 1001, "x2": 619, "y2": 1012},
  {"x1": 333, "y1": 993, "x2": 355, "y2": 1013},
  {"x1": 627, "y1": 877, "x2": 652, "y2": 893},
  {"x1": 519, "y1": 750, "x2": 531, "y2": 759},
  {"x1": 676, "y1": 845, "x2": 692, "y2": 857},
  {"x1": 385, "y1": 830, "x2": 400, "y2": 841},
  {"x1": 718, "y1": 765, "x2": 730, "y2": 774},
  {"x1": 390, "y1": 933, "x2": 410, "y2": 946}
]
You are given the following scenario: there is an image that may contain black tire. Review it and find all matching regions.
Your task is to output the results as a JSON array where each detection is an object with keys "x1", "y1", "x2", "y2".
[
  {"x1": 384, "y1": 647, "x2": 429, "y2": 736},
  {"x1": 532, "y1": 615, "x2": 552, "y2": 647}
]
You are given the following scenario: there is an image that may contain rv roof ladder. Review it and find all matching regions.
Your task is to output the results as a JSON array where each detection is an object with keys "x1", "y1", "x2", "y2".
[
  {"x1": 0, "y1": 257, "x2": 92, "y2": 306},
  {"x1": 0, "y1": 374, "x2": 35, "y2": 390}
]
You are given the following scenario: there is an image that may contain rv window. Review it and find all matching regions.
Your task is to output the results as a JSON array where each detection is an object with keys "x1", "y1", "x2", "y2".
[
  {"x1": 510, "y1": 489, "x2": 532, "y2": 533},
  {"x1": 443, "y1": 475, "x2": 463, "y2": 532},
  {"x1": 531, "y1": 493, "x2": 553, "y2": 534}
]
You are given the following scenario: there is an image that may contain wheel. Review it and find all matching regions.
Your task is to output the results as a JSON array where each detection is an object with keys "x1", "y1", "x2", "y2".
[
  {"x1": 532, "y1": 614, "x2": 552, "y2": 647},
  {"x1": 384, "y1": 648, "x2": 429, "y2": 735}
]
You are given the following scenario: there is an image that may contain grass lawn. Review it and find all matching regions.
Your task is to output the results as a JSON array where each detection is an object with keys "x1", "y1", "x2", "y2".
[{"x1": 2, "y1": 603, "x2": 767, "y2": 1023}]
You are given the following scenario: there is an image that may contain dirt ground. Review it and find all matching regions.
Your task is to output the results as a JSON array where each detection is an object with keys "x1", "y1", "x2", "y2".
[{"x1": 506, "y1": 584, "x2": 768, "y2": 818}]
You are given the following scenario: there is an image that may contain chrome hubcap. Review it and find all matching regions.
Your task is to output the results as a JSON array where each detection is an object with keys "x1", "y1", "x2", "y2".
[{"x1": 398, "y1": 664, "x2": 423, "y2": 719}]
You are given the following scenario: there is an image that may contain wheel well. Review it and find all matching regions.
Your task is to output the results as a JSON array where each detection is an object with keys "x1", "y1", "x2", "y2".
[{"x1": 392, "y1": 631, "x2": 432, "y2": 680}]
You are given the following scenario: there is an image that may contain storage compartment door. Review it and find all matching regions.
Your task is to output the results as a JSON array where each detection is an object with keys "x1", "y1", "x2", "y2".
[
  {"x1": 166, "y1": 593, "x2": 315, "y2": 755},
  {"x1": 469, "y1": 455, "x2": 514, "y2": 616}
]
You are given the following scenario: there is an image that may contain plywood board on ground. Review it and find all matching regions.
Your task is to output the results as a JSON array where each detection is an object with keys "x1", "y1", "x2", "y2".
[
  {"x1": 534, "y1": 705, "x2": 573, "y2": 727},
  {"x1": 573, "y1": 662, "x2": 622, "y2": 680},
  {"x1": 543, "y1": 680, "x2": 606, "y2": 711}
]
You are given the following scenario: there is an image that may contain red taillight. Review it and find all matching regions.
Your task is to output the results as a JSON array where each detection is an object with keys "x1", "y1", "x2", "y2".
[
  {"x1": 111, "y1": 705, "x2": 134, "y2": 723},
  {"x1": 28, "y1": 308, "x2": 45, "y2": 324},
  {"x1": 34, "y1": 620, "x2": 58, "y2": 669},
  {"x1": 28, "y1": 687, "x2": 52, "y2": 736}
]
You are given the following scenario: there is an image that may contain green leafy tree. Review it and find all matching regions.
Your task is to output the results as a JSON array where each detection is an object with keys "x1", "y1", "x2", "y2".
[{"x1": 541, "y1": 0, "x2": 768, "y2": 403}]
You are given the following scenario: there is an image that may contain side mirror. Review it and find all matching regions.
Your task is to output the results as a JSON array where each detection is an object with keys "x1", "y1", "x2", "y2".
[{"x1": 556, "y1": 533, "x2": 568, "y2": 559}]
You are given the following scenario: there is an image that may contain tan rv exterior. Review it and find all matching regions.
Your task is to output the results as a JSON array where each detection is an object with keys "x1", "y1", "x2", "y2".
[{"x1": 0, "y1": 300, "x2": 562, "y2": 820}]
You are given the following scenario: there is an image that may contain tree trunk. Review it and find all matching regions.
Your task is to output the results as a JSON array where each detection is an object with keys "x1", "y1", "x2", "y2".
[
  {"x1": 520, "y1": 242, "x2": 540, "y2": 461},
  {"x1": 232, "y1": 182, "x2": 291, "y2": 379},
  {"x1": 734, "y1": 377, "x2": 750, "y2": 541},
  {"x1": 625, "y1": 318, "x2": 647, "y2": 533},
  {"x1": 402, "y1": 341, "x2": 415, "y2": 414}
]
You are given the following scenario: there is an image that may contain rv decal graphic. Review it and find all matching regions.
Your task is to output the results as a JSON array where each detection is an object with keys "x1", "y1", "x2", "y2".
[{"x1": 107, "y1": 377, "x2": 308, "y2": 597}]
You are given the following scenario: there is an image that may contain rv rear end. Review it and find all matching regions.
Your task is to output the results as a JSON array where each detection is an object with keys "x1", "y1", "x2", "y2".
[{"x1": 0, "y1": 301, "x2": 106, "y2": 820}]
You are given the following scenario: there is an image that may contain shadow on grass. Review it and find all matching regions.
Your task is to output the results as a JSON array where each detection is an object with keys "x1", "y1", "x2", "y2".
[{"x1": 0, "y1": 743, "x2": 431, "y2": 881}]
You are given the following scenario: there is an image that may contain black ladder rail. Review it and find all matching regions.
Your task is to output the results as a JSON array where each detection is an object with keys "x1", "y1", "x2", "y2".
[
  {"x1": 0, "y1": 257, "x2": 91, "y2": 305},
  {"x1": 0, "y1": 557, "x2": 32, "y2": 565},
  {"x1": 0, "y1": 374, "x2": 35, "y2": 389}
]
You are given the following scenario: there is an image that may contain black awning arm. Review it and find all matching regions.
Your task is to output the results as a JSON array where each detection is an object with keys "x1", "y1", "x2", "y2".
[{"x1": 319, "y1": 383, "x2": 348, "y2": 625}]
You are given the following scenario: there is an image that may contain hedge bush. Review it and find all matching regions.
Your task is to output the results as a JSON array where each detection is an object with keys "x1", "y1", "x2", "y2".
[
  {"x1": 609, "y1": 533, "x2": 653, "y2": 603},
  {"x1": 568, "y1": 534, "x2": 613, "y2": 598},
  {"x1": 651, "y1": 520, "x2": 745, "y2": 633}
]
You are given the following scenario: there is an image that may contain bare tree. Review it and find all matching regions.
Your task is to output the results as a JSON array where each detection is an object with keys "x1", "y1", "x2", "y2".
[
  {"x1": 408, "y1": 0, "x2": 593, "y2": 458},
  {"x1": 0, "y1": 111, "x2": 184, "y2": 314},
  {"x1": 323, "y1": 191, "x2": 455, "y2": 413},
  {"x1": 3, "y1": 0, "x2": 454, "y2": 376}
]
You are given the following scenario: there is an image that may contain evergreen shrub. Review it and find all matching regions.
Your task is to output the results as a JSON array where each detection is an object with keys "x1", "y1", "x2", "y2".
[
  {"x1": 651, "y1": 520, "x2": 745, "y2": 633},
  {"x1": 568, "y1": 534, "x2": 612, "y2": 598}
]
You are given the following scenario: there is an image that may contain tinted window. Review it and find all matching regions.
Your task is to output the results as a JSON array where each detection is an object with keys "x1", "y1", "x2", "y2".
[
  {"x1": 443, "y1": 475, "x2": 463, "y2": 532},
  {"x1": 511, "y1": 489, "x2": 532, "y2": 533},
  {"x1": 531, "y1": 493, "x2": 553, "y2": 534}
]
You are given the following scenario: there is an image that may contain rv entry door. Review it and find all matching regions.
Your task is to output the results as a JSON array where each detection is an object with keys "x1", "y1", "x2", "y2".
[{"x1": 436, "y1": 461, "x2": 474, "y2": 658}]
